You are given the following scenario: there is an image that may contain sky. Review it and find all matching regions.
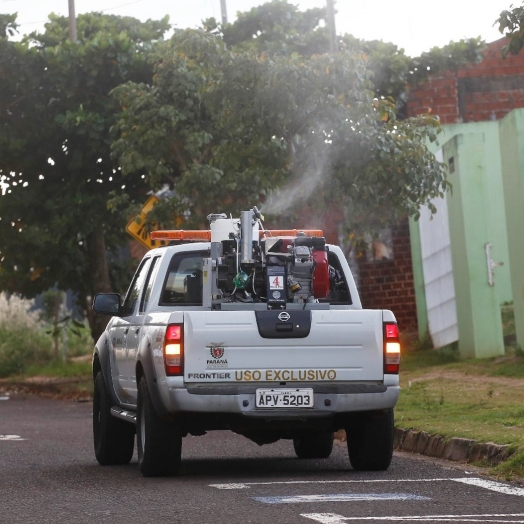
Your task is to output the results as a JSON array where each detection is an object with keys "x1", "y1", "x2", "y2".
[{"x1": 2, "y1": 0, "x2": 513, "y2": 57}]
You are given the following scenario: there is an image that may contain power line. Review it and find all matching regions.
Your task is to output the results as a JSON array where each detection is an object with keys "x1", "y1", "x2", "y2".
[{"x1": 16, "y1": 19, "x2": 48, "y2": 27}]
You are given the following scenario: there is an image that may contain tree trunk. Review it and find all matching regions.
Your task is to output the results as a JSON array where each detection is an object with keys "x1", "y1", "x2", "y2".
[
  {"x1": 86, "y1": 228, "x2": 113, "y2": 343},
  {"x1": 53, "y1": 303, "x2": 60, "y2": 361}
]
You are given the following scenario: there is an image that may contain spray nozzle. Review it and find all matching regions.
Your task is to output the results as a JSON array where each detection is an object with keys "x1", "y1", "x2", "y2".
[{"x1": 252, "y1": 206, "x2": 264, "y2": 221}]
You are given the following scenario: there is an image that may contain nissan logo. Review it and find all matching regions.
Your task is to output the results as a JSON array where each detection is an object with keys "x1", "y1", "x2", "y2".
[{"x1": 278, "y1": 312, "x2": 291, "y2": 322}]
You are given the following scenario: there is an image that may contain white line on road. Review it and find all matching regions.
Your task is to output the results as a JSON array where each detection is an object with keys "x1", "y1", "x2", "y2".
[
  {"x1": 300, "y1": 513, "x2": 524, "y2": 523},
  {"x1": 0, "y1": 435, "x2": 26, "y2": 441},
  {"x1": 452, "y1": 478, "x2": 524, "y2": 497},
  {"x1": 210, "y1": 479, "x2": 453, "y2": 489},
  {"x1": 254, "y1": 493, "x2": 430, "y2": 504},
  {"x1": 211, "y1": 477, "x2": 524, "y2": 498}
]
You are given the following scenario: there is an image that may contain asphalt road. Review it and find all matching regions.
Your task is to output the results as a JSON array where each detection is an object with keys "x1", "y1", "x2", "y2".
[{"x1": 2, "y1": 395, "x2": 524, "y2": 524}]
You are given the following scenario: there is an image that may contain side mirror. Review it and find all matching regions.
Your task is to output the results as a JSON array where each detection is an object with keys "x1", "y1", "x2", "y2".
[{"x1": 92, "y1": 293, "x2": 121, "y2": 315}]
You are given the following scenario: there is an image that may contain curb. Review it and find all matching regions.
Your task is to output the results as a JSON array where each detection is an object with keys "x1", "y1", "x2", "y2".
[
  {"x1": 394, "y1": 428, "x2": 511, "y2": 465},
  {"x1": 334, "y1": 428, "x2": 511, "y2": 466}
]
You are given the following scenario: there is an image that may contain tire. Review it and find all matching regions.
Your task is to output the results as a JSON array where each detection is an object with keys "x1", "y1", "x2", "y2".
[
  {"x1": 93, "y1": 371, "x2": 135, "y2": 466},
  {"x1": 137, "y1": 376, "x2": 182, "y2": 477},
  {"x1": 346, "y1": 409, "x2": 394, "y2": 471},
  {"x1": 293, "y1": 431, "x2": 334, "y2": 459}
]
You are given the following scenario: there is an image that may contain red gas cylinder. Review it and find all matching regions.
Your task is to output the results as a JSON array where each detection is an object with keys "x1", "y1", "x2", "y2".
[{"x1": 312, "y1": 249, "x2": 330, "y2": 299}]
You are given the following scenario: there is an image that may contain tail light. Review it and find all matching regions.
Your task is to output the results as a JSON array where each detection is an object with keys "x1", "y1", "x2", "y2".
[
  {"x1": 384, "y1": 322, "x2": 400, "y2": 374},
  {"x1": 164, "y1": 324, "x2": 183, "y2": 376}
]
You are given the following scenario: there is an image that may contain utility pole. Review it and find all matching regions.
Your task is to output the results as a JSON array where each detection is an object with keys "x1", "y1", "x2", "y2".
[
  {"x1": 326, "y1": 0, "x2": 338, "y2": 53},
  {"x1": 68, "y1": 0, "x2": 77, "y2": 42},
  {"x1": 220, "y1": 0, "x2": 228, "y2": 25}
]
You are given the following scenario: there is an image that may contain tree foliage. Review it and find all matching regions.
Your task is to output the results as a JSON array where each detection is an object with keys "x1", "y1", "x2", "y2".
[
  {"x1": 221, "y1": 0, "x2": 329, "y2": 56},
  {"x1": 0, "y1": 13, "x2": 169, "y2": 340},
  {"x1": 215, "y1": 0, "x2": 484, "y2": 111},
  {"x1": 497, "y1": 2, "x2": 524, "y2": 57},
  {"x1": 111, "y1": 29, "x2": 449, "y2": 236},
  {"x1": 111, "y1": 31, "x2": 289, "y2": 226},
  {"x1": 0, "y1": 13, "x2": 17, "y2": 38}
]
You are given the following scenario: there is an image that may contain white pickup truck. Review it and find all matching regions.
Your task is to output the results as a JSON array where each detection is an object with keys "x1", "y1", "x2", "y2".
[{"x1": 92, "y1": 208, "x2": 401, "y2": 477}]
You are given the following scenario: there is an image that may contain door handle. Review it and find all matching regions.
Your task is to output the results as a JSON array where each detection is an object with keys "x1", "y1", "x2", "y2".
[
  {"x1": 485, "y1": 242, "x2": 504, "y2": 287},
  {"x1": 134, "y1": 327, "x2": 140, "y2": 334},
  {"x1": 124, "y1": 328, "x2": 129, "y2": 335}
]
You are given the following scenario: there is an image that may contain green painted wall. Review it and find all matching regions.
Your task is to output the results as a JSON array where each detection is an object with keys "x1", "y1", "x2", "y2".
[
  {"x1": 408, "y1": 217, "x2": 428, "y2": 341},
  {"x1": 443, "y1": 132, "x2": 505, "y2": 358},
  {"x1": 499, "y1": 109, "x2": 524, "y2": 350},
  {"x1": 436, "y1": 122, "x2": 512, "y2": 305},
  {"x1": 410, "y1": 119, "x2": 513, "y2": 357}
]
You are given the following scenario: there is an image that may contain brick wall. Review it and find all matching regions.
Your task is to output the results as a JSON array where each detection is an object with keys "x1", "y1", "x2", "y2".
[
  {"x1": 407, "y1": 38, "x2": 524, "y2": 123},
  {"x1": 356, "y1": 219, "x2": 417, "y2": 334}
]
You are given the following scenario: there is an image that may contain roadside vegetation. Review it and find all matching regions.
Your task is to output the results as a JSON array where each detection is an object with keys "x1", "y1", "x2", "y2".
[
  {"x1": 0, "y1": 292, "x2": 92, "y2": 379},
  {"x1": 398, "y1": 305, "x2": 524, "y2": 480}
]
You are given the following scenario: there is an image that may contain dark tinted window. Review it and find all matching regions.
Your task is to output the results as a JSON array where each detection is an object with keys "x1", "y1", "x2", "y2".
[
  {"x1": 160, "y1": 252, "x2": 205, "y2": 306},
  {"x1": 121, "y1": 258, "x2": 151, "y2": 316},
  {"x1": 320, "y1": 251, "x2": 352, "y2": 305},
  {"x1": 140, "y1": 256, "x2": 161, "y2": 313}
]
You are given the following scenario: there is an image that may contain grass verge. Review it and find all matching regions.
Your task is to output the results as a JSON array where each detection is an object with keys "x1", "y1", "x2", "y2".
[
  {"x1": 23, "y1": 360, "x2": 92, "y2": 378},
  {"x1": 398, "y1": 343, "x2": 524, "y2": 480}
]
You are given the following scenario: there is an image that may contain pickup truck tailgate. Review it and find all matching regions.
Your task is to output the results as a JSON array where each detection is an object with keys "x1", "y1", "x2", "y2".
[{"x1": 181, "y1": 310, "x2": 384, "y2": 383}]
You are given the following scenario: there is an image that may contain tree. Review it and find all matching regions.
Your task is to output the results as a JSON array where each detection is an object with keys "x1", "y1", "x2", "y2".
[
  {"x1": 496, "y1": 2, "x2": 524, "y2": 56},
  {"x1": 0, "y1": 13, "x2": 169, "y2": 341},
  {"x1": 111, "y1": 29, "x2": 448, "y2": 239},
  {"x1": 216, "y1": 1, "x2": 484, "y2": 113},
  {"x1": 221, "y1": 0, "x2": 329, "y2": 56},
  {"x1": 111, "y1": 30, "x2": 290, "y2": 226},
  {"x1": 0, "y1": 13, "x2": 17, "y2": 38}
]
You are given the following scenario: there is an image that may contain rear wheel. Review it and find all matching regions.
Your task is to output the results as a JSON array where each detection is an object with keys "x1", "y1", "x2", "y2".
[
  {"x1": 137, "y1": 376, "x2": 182, "y2": 477},
  {"x1": 346, "y1": 409, "x2": 394, "y2": 471},
  {"x1": 93, "y1": 371, "x2": 135, "y2": 465},
  {"x1": 293, "y1": 431, "x2": 334, "y2": 459}
]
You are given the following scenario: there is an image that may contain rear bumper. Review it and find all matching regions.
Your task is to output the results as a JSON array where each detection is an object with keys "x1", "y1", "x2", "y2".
[{"x1": 164, "y1": 384, "x2": 400, "y2": 415}]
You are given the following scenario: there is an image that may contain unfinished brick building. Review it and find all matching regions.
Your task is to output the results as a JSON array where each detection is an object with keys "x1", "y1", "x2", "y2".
[
  {"x1": 357, "y1": 37, "x2": 524, "y2": 335},
  {"x1": 407, "y1": 38, "x2": 524, "y2": 124}
]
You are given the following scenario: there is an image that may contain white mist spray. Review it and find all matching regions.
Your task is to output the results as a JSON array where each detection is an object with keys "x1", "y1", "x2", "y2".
[{"x1": 262, "y1": 127, "x2": 334, "y2": 216}]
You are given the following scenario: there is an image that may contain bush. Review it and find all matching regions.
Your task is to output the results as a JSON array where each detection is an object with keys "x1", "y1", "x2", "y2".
[
  {"x1": 0, "y1": 292, "x2": 52, "y2": 377},
  {"x1": 0, "y1": 292, "x2": 94, "y2": 377},
  {"x1": 65, "y1": 323, "x2": 94, "y2": 357},
  {"x1": 0, "y1": 326, "x2": 53, "y2": 377},
  {"x1": 0, "y1": 292, "x2": 41, "y2": 330}
]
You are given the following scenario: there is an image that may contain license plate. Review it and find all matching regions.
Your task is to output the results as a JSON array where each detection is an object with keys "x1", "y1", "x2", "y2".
[{"x1": 255, "y1": 388, "x2": 314, "y2": 408}]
